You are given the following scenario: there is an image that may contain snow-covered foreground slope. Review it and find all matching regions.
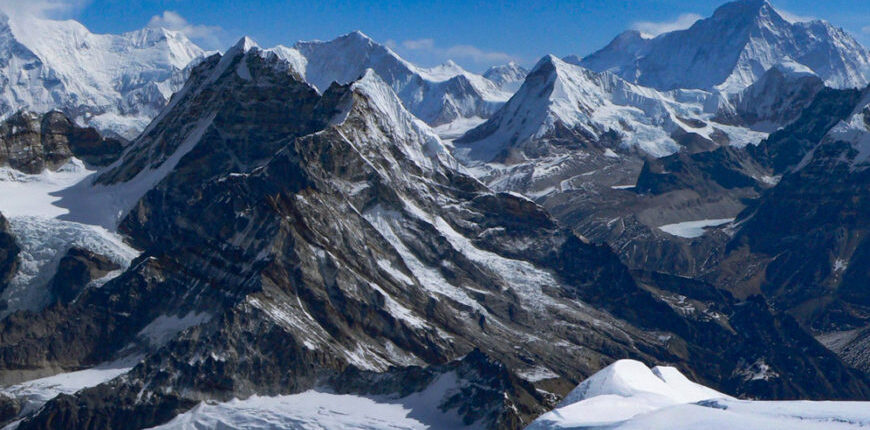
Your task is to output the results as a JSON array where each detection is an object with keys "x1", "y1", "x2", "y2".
[
  {"x1": 149, "y1": 372, "x2": 479, "y2": 430},
  {"x1": 528, "y1": 360, "x2": 870, "y2": 429},
  {"x1": 0, "y1": 355, "x2": 138, "y2": 423},
  {"x1": 147, "y1": 392, "x2": 438, "y2": 430},
  {"x1": 0, "y1": 10, "x2": 204, "y2": 138}
]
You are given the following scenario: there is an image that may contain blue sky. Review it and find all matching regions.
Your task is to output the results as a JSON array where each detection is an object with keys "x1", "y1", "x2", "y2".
[{"x1": 9, "y1": 0, "x2": 870, "y2": 72}]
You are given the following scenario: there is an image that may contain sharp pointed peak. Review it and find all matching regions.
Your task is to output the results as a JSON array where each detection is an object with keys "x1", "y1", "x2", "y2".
[
  {"x1": 531, "y1": 54, "x2": 569, "y2": 73},
  {"x1": 357, "y1": 68, "x2": 383, "y2": 83},
  {"x1": 229, "y1": 36, "x2": 259, "y2": 54}
]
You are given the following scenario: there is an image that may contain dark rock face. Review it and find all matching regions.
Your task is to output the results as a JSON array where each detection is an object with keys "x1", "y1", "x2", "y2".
[
  {"x1": 727, "y1": 141, "x2": 870, "y2": 331},
  {"x1": 821, "y1": 326, "x2": 870, "y2": 374},
  {"x1": 733, "y1": 66, "x2": 824, "y2": 128},
  {"x1": 748, "y1": 87, "x2": 865, "y2": 173},
  {"x1": 635, "y1": 146, "x2": 770, "y2": 197},
  {"x1": 49, "y1": 248, "x2": 121, "y2": 304},
  {"x1": 0, "y1": 111, "x2": 125, "y2": 174},
  {"x1": 0, "y1": 393, "x2": 20, "y2": 427},
  {"x1": 0, "y1": 213, "x2": 18, "y2": 294}
]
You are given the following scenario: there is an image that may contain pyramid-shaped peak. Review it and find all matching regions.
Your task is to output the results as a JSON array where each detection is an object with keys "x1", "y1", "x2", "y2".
[
  {"x1": 229, "y1": 36, "x2": 259, "y2": 53},
  {"x1": 530, "y1": 54, "x2": 563, "y2": 73}
]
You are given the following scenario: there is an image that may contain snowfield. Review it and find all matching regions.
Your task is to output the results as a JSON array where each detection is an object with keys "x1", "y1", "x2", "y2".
[
  {"x1": 658, "y1": 218, "x2": 735, "y2": 239},
  {"x1": 0, "y1": 355, "x2": 138, "y2": 424},
  {"x1": 149, "y1": 372, "x2": 478, "y2": 430},
  {"x1": 528, "y1": 360, "x2": 870, "y2": 430},
  {"x1": 0, "y1": 158, "x2": 140, "y2": 317}
]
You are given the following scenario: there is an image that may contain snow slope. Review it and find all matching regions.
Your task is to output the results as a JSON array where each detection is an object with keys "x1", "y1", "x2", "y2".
[
  {"x1": 0, "y1": 10, "x2": 204, "y2": 138},
  {"x1": 0, "y1": 355, "x2": 138, "y2": 421},
  {"x1": 0, "y1": 159, "x2": 139, "y2": 317},
  {"x1": 528, "y1": 359, "x2": 870, "y2": 430},
  {"x1": 267, "y1": 31, "x2": 511, "y2": 130},
  {"x1": 578, "y1": 0, "x2": 870, "y2": 93},
  {"x1": 149, "y1": 372, "x2": 478, "y2": 430}
]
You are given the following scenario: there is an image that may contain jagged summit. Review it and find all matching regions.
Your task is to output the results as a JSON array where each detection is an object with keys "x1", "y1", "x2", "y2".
[
  {"x1": 264, "y1": 32, "x2": 511, "y2": 127},
  {"x1": 484, "y1": 61, "x2": 528, "y2": 92},
  {"x1": 579, "y1": 0, "x2": 870, "y2": 93}
]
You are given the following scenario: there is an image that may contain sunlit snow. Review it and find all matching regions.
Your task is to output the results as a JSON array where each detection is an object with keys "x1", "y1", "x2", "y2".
[{"x1": 528, "y1": 359, "x2": 870, "y2": 430}]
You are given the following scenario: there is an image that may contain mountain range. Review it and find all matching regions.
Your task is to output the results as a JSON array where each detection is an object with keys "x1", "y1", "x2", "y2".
[
  {"x1": 0, "y1": 0, "x2": 870, "y2": 429},
  {"x1": 576, "y1": 0, "x2": 870, "y2": 93}
]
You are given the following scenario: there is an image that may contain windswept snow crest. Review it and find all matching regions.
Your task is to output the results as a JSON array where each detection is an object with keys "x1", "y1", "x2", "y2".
[{"x1": 529, "y1": 359, "x2": 870, "y2": 430}]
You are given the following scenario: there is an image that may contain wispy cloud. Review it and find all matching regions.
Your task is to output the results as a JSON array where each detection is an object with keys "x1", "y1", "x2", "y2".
[
  {"x1": 863, "y1": 26, "x2": 870, "y2": 34},
  {"x1": 401, "y1": 38, "x2": 435, "y2": 51},
  {"x1": 387, "y1": 38, "x2": 517, "y2": 69},
  {"x1": 147, "y1": 11, "x2": 226, "y2": 50},
  {"x1": 775, "y1": 7, "x2": 816, "y2": 24},
  {"x1": 0, "y1": 0, "x2": 90, "y2": 20},
  {"x1": 631, "y1": 13, "x2": 702, "y2": 38}
]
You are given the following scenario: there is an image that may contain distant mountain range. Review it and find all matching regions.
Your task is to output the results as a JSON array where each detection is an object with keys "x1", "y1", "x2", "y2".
[
  {"x1": 575, "y1": 0, "x2": 870, "y2": 93},
  {"x1": 0, "y1": 11, "x2": 204, "y2": 139}
]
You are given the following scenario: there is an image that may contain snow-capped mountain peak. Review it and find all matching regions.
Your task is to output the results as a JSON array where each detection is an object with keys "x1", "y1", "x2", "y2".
[
  {"x1": 455, "y1": 54, "x2": 729, "y2": 163},
  {"x1": 579, "y1": 0, "x2": 870, "y2": 93},
  {"x1": 483, "y1": 61, "x2": 529, "y2": 92},
  {"x1": 343, "y1": 69, "x2": 458, "y2": 172},
  {"x1": 263, "y1": 31, "x2": 511, "y2": 128},
  {"x1": 0, "y1": 11, "x2": 205, "y2": 139},
  {"x1": 230, "y1": 36, "x2": 260, "y2": 53}
]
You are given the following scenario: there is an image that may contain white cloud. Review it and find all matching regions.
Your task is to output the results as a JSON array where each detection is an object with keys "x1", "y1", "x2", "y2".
[
  {"x1": 0, "y1": 0, "x2": 89, "y2": 20},
  {"x1": 631, "y1": 13, "x2": 703, "y2": 38},
  {"x1": 443, "y1": 45, "x2": 515, "y2": 64},
  {"x1": 774, "y1": 7, "x2": 816, "y2": 24},
  {"x1": 389, "y1": 37, "x2": 517, "y2": 69},
  {"x1": 147, "y1": 11, "x2": 225, "y2": 50},
  {"x1": 402, "y1": 38, "x2": 435, "y2": 50}
]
